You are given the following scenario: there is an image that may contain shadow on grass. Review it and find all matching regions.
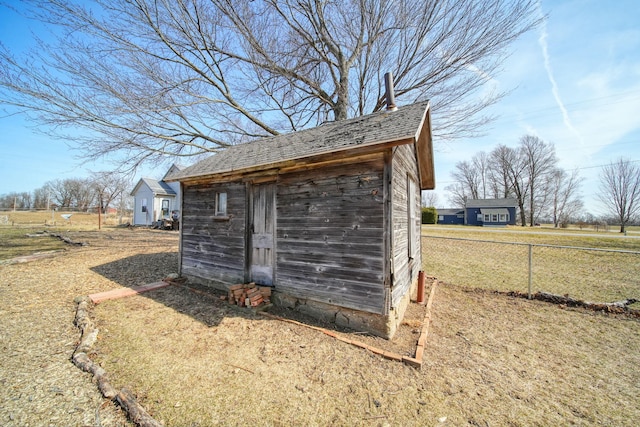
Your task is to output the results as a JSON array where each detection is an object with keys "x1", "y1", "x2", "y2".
[
  {"x1": 89, "y1": 251, "x2": 254, "y2": 328},
  {"x1": 89, "y1": 251, "x2": 427, "y2": 358}
]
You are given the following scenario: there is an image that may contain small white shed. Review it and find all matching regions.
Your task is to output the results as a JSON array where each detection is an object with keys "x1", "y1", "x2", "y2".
[{"x1": 131, "y1": 164, "x2": 182, "y2": 226}]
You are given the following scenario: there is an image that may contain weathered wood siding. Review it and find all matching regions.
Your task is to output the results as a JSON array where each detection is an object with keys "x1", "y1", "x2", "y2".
[
  {"x1": 276, "y1": 159, "x2": 387, "y2": 314},
  {"x1": 391, "y1": 143, "x2": 422, "y2": 307},
  {"x1": 180, "y1": 182, "x2": 247, "y2": 287}
]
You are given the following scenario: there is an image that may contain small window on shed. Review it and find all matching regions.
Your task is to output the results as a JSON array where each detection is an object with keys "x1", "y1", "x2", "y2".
[
  {"x1": 215, "y1": 192, "x2": 227, "y2": 216},
  {"x1": 141, "y1": 198, "x2": 147, "y2": 213}
]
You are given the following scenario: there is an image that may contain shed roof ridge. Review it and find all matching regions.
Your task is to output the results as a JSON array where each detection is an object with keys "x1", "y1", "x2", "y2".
[{"x1": 170, "y1": 100, "x2": 430, "y2": 182}]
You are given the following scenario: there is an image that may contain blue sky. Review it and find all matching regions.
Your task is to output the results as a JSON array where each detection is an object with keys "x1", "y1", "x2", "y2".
[
  {"x1": 433, "y1": 0, "x2": 640, "y2": 213},
  {"x1": 1, "y1": 0, "x2": 639, "y2": 215}
]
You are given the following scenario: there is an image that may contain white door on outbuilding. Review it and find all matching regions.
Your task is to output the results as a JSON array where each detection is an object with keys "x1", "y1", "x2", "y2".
[{"x1": 249, "y1": 183, "x2": 276, "y2": 286}]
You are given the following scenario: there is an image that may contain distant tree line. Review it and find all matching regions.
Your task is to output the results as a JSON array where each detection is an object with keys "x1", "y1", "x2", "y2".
[
  {"x1": 0, "y1": 172, "x2": 133, "y2": 214},
  {"x1": 446, "y1": 136, "x2": 640, "y2": 232},
  {"x1": 446, "y1": 135, "x2": 583, "y2": 227}
]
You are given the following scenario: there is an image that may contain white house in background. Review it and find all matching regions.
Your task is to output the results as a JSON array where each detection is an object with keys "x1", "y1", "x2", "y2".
[{"x1": 131, "y1": 164, "x2": 182, "y2": 226}]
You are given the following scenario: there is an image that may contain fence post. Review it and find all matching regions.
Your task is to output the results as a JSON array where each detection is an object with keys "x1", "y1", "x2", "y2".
[{"x1": 528, "y1": 244, "x2": 533, "y2": 299}]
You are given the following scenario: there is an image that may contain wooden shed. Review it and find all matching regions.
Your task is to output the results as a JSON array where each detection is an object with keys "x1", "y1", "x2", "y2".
[{"x1": 166, "y1": 101, "x2": 434, "y2": 338}]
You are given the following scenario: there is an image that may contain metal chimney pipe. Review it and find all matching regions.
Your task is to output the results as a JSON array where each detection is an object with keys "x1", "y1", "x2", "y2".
[{"x1": 384, "y1": 72, "x2": 397, "y2": 111}]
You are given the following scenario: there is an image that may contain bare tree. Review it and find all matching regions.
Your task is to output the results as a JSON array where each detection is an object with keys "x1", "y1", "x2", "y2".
[
  {"x1": 519, "y1": 135, "x2": 556, "y2": 226},
  {"x1": 33, "y1": 186, "x2": 49, "y2": 209},
  {"x1": 449, "y1": 151, "x2": 493, "y2": 201},
  {"x1": 445, "y1": 182, "x2": 471, "y2": 209},
  {"x1": 42, "y1": 177, "x2": 94, "y2": 209},
  {"x1": 451, "y1": 160, "x2": 481, "y2": 200},
  {"x1": 67, "y1": 178, "x2": 94, "y2": 211},
  {"x1": 489, "y1": 144, "x2": 528, "y2": 225},
  {"x1": 487, "y1": 145, "x2": 514, "y2": 199},
  {"x1": 597, "y1": 158, "x2": 640, "y2": 233},
  {"x1": 472, "y1": 151, "x2": 491, "y2": 199},
  {"x1": 421, "y1": 190, "x2": 439, "y2": 208},
  {"x1": 45, "y1": 179, "x2": 74, "y2": 208},
  {"x1": 0, "y1": 192, "x2": 32, "y2": 209},
  {"x1": 90, "y1": 171, "x2": 130, "y2": 213},
  {"x1": 548, "y1": 168, "x2": 583, "y2": 227},
  {"x1": 0, "y1": 0, "x2": 541, "y2": 169}
]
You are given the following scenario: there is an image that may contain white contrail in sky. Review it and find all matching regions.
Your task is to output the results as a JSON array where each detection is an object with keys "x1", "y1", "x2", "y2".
[{"x1": 537, "y1": 3, "x2": 584, "y2": 145}]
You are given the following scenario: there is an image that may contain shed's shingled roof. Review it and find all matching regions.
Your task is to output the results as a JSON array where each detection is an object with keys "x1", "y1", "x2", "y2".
[{"x1": 167, "y1": 101, "x2": 430, "y2": 182}]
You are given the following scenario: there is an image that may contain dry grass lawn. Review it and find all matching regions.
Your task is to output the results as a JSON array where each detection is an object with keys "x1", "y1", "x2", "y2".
[
  {"x1": 1, "y1": 222, "x2": 639, "y2": 426},
  {"x1": 91, "y1": 279, "x2": 640, "y2": 426},
  {"x1": 423, "y1": 225, "x2": 640, "y2": 309}
]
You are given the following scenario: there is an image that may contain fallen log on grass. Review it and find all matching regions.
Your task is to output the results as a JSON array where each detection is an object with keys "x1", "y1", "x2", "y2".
[
  {"x1": 116, "y1": 388, "x2": 163, "y2": 427},
  {"x1": 50, "y1": 232, "x2": 88, "y2": 246},
  {"x1": 72, "y1": 352, "x2": 118, "y2": 399},
  {"x1": 535, "y1": 292, "x2": 637, "y2": 310},
  {"x1": 27, "y1": 231, "x2": 88, "y2": 246},
  {"x1": 506, "y1": 290, "x2": 639, "y2": 316},
  {"x1": 73, "y1": 293, "x2": 164, "y2": 426}
]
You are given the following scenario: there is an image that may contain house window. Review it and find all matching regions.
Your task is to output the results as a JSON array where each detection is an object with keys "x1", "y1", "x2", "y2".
[
  {"x1": 141, "y1": 198, "x2": 147, "y2": 213},
  {"x1": 492, "y1": 214, "x2": 498, "y2": 222},
  {"x1": 499, "y1": 213, "x2": 506, "y2": 222},
  {"x1": 484, "y1": 214, "x2": 490, "y2": 222},
  {"x1": 161, "y1": 199, "x2": 170, "y2": 217},
  {"x1": 438, "y1": 215, "x2": 444, "y2": 221},
  {"x1": 215, "y1": 192, "x2": 227, "y2": 216}
]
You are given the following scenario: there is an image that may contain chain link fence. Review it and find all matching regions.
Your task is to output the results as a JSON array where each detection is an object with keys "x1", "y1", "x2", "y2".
[{"x1": 422, "y1": 235, "x2": 640, "y2": 305}]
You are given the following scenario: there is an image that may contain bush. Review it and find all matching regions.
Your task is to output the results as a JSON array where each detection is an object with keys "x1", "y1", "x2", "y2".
[{"x1": 421, "y1": 207, "x2": 437, "y2": 224}]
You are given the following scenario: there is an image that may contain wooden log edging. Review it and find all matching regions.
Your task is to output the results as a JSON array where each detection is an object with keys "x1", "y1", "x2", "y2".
[
  {"x1": 72, "y1": 295, "x2": 163, "y2": 427},
  {"x1": 27, "y1": 231, "x2": 88, "y2": 246},
  {"x1": 504, "y1": 290, "x2": 640, "y2": 317},
  {"x1": 0, "y1": 250, "x2": 65, "y2": 265},
  {"x1": 258, "y1": 279, "x2": 439, "y2": 369}
]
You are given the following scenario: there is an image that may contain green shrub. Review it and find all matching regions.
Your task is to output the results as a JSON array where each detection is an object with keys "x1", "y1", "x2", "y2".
[{"x1": 421, "y1": 207, "x2": 437, "y2": 224}]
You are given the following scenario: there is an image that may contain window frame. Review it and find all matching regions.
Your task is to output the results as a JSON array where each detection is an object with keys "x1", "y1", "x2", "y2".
[
  {"x1": 214, "y1": 192, "x2": 228, "y2": 217},
  {"x1": 161, "y1": 199, "x2": 170, "y2": 217}
]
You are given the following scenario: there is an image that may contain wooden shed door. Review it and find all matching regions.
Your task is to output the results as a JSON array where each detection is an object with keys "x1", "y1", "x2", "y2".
[{"x1": 250, "y1": 183, "x2": 276, "y2": 286}]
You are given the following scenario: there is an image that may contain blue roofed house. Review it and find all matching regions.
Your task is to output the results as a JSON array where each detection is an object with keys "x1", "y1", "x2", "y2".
[
  {"x1": 436, "y1": 198, "x2": 518, "y2": 226},
  {"x1": 464, "y1": 198, "x2": 517, "y2": 226},
  {"x1": 131, "y1": 164, "x2": 182, "y2": 226},
  {"x1": 437, "y1": 208, "x2": 464, "y2": 225}
]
